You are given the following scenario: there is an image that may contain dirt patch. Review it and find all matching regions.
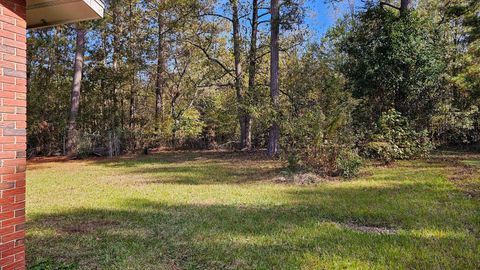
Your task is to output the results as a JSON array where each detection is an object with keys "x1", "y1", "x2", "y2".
[
  {"x1": 61, "y1": 220, "x2": 120, "y2": 234},
  {"x1": 449, "y1": 163, "x2": 477, "y2": 182},
  {"x1": 428, "y1": 155, "x2": 480, "y2": 198},
  {"x1": 342, "y1": 223, "x2": 398, "y2": 235},
  {"x1": 273, "y1": 173, "x2": 337, "y2": 185}
]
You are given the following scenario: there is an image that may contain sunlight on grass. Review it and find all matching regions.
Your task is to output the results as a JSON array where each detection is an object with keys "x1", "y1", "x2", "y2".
[{"x1": 26, "y1": 152, "x2": 480, "y2": 269}]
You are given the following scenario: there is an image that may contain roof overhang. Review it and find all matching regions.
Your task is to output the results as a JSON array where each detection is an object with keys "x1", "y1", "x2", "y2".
[{"x1": 26, "y1": 0, "x2": 105, "y2": 29}]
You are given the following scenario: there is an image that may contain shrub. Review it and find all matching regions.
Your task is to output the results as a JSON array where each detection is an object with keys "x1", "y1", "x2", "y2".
[
  {"x1": 364, "y1": 141, "x2": 395, "y2": 164},
  {"x1": 365, "y1": 109, "x2": 433, "y2": 163},
  {"x1": 279, "y1": 44, "x2": 360, "y2": 178},
  {"x1": 336, "y1": 150, "x2": 363, "y2": 178}
]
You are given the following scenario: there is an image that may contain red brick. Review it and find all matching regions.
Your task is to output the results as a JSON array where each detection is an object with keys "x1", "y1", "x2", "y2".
[
  {"x1": 2, "y1": 23, "x2": 25, "y2": 36},
  {"x1": 2, "y1": 143, "x2": 25, "y2": 150},
  {"x1": 12, "y1": 179, "x2": 24, "y2": 187},
  {"x1": 0, "y1": 29, "x2": 15, "y2": 39},
  {"x1": 15, "y1": 78, "x2": 26, "y2": 86},
  {"x1": 3, "y1": 68, "x2": 25, "y2": 78},
  {"x1": 0, "y1": 90, "x2": 16, "y2": 98},
  {"x1": 3, "y1": 114, "x2": 25, "y2": 121},
  {"x1": 0, "y1": 197, "x2": 14, "y2": 204},
  {"x1": 0, "y1": 44, "x2": 15, "y2": 54},
  {"x1": 0, "y1": 240, "x2": 14, "y2": 252},
  {"x1": 2, "y1": 6, "x2": 20, "y2": 19},
  {"x1": 3, "y1": 54, "x2": 25, "y2": 64},
  {"x1": 2, "y1": 171, "x2": 25, "y2": 181},
  {"x1": 0, "y1": 75, "x2": 15, "y2": 84},
  {"x1": 1, "y1": 186, "x2": 24, "y2": 196},
  {"x1": 2, "y1": 128, "x2": 26, "y2": 136},
  {"x1": 15, "y1": 121, "x2": 26, "y2": 129},
  {"x1": 1, "y1": 201, "x2": 25, "y2": 212},
  {"x1": 15, "y1": 92, "x2": 25, "y2": 100},
  {"x1": 15, "y1": 48, "x2": 25, "y2": 57},
  {"x1": 0, "y1": 166, "x2": 16, "y2": 174},
  {"x1": 0, "y1": 60, "x2": 16, "y2": 69},
  {"x1": 1, "y1": 245, "x2": 23, "y2": 258},
  {"x1": 0, "y1": 211, "x2": 14, "y2": 219},
  {"x1": 2, "y1": 98, "x2": 25, "y2": 107},
  {"x1": 0, "y1": 13, "x2": 16, "y2": 25},
  {"x1": 14, "y1": 223, "x2": 24, "y2": 232},
  {"x1": 14, "y1": 136, "x2": 25, "y2": 144},
  {"x1": 15, "y1": 63, "x2": 25, "y2": 72},
  {"x1": 15, "y1": 249, "x2": 25, "y2": 259},
  {"x1": 0, "y1": 226, "x2": 15, "y2": 237},
  {"x1": 3, "y1": 83, "x2": 25, "y2": 92},
  {"x1": 0, "y1": 2, "x2": 27, "y2": 269},
  {"x1": 0, "y1": 255, "x2": 14, "y2": 266},
  {"x1": 16, "y1": 19, "x2": 26, "y2": 29},
  {"x1": 1, "y1": 217, "x2": 25, "y2": 229},
  {"x1": 2, "y1": 160, "x2": 25, "y2": 169},
  {"x1": 13, "y1": 193, "x2": 24, "y2": 202},
  {"x1": 0, "y1": 151, "x2": 15, "y2": 158},
  {"x1": 0, "y1": 181, "x2": 15, "y2": 189},
  {"x1": 15, "y1": 106, "x2": 25, "y2": 114},
  {"x1": 3, "y1": 38, "x2": 25, "y2": 50},
  {"x1": 0, "y1": 105, "x2": 16, "y2": 112},
  {"x1": 3, "y1": 260, "x2": 25, "y2": 270},
  {"x1": 14, "y1": 238, "x2": 24, "y2": 248}
]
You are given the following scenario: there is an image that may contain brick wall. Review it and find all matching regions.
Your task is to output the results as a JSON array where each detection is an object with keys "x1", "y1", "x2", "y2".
[{"x1": 0, "y1": 0, "x2": 26, "y2": 269}]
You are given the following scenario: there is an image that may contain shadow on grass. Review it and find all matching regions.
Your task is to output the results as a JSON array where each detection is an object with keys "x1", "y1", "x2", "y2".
[
  {"x1": 27, "y1": 193, "x2": 479, "y2": 269},
  {"x1": 92, "y1": 151, "x2": 282, "y2": 185},
  {"x1": 26, "y1": 151, "x2": 480, "y2": 269},
  {"x1": 95, "y1": 151, "x2": 273, "y2": 168},
  {"x1": 129, "y1": 165, "x2": 281, "y2": 185}
]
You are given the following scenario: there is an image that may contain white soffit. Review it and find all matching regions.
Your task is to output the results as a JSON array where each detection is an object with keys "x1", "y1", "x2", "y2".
[{"x1": 27, "y1": 0, "x2": 105, "y2": 29}]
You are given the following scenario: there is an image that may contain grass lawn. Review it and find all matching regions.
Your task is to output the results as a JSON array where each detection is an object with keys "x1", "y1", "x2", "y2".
[{"x1": 26, "y1": 151, "x2": 479, "y2": 269}]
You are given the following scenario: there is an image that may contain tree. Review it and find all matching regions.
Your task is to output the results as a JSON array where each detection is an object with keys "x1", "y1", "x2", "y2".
[
  {"x1": 380, "y1": 0, "x2": 410, "y2": 16},
  {"x1": 193, "y1": 0, "x2": 260, "y2": 150},
  {"x1": 400, "y1": 0, "x2": 410, "y2": 15},
  {"x1": 230, "y1": 0, "x2": 248, "y2": 149},
  {"x1": 341, "y1": 6, "x2": 446, "y2": 129},
  {"x1": 155, "y1": 9, "x2": 166, "y2": 131},
  {"x1": 267, "y1": 0, "x2": 280, "y2": 157},
  {"x1": 66, "y1": 25, "x2": 86, "y2": 158},
  {"x1": 244, "y1": 0, "x2": 260, "y2": 150}
]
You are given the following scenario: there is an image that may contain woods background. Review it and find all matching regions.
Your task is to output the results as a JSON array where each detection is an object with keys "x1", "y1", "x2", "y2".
[{"x1": 26, "y1": 0, "x2": 479, "y2": 175}]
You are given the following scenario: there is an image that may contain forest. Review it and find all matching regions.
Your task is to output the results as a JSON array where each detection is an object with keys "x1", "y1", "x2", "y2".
[
  {"x1": 20, "y1": 0, "x2": 480, "y2": 268},
  {"x1": 27, "y1": 0, "x2": 479, "y2": 175}
]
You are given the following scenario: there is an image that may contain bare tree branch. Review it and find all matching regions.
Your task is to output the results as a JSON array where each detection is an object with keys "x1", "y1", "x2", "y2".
[
  {"x1": 380, "y1": 1, "x2": 400, "y2": 10},
  {"x1": 186, "y1": 40, "x2": 235, "y2": 78},
  {"x1": 198, "y1": 13, "x2": 233, "y2": 22}
]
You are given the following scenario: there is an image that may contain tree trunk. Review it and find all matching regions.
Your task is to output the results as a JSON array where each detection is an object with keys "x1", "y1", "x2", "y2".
[
  {"x1": 111, "y1": 1, "x2": 120, "y2": 141},
  {"x1": 129, "y1": 90, "x2": 135, "y2": 129},
  {"x1": 155, "y1": 10, "x2": 165, "y2": 132},
  {"x1": 231, "y1": 0, "x2": 247, "y2": 149},
  {"x1": 128, "y1": 0, "x2": 136, "y2": 142},
  {"x1": 244, "y1": 0, "x2": 259, "y2": 150},
  {"x1": 66, "y1": 26, "x2": 86, "y2": 158},
  {"x1": 268, "y1": 0, "x2": 280, "y2": 157},
  {"x1": 171, "y1": 96, "x2": 178, "y2": 148},
  {"x1": 400, "y1": 0, "x2": 410, "y2": 16}
]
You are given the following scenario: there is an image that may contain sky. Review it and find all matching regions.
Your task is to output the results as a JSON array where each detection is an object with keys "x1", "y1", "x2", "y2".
[{"x1": 305, "y1": 0, "x2": 364, "y2": 39}]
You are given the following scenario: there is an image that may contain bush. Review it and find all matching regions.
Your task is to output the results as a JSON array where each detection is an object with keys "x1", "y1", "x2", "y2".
[
  {"x1": 364, "y1": 109, "x2": 433, "y2": 163},
  {"x1": 364, "y1": 141, "x2": 395, "y2": 164},
  {"x1": 279, "y1": 44, "x2": 360, "y2": 178},
  {"x1": 336, "y1": 150, "x2": 363, "y2": 178}
]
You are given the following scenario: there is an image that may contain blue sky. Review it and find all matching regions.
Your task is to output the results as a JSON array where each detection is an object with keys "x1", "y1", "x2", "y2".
[{"x1": 305, "y1": 0, "x2": 364, "y2": 38}]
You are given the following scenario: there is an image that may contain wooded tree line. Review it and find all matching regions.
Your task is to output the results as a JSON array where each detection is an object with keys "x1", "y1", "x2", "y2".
[{"x1": 27, "y1": 0, "x2": 479, "y2": 174}]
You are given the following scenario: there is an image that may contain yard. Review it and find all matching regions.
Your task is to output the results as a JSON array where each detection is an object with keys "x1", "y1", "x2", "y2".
[{"x1": 26, "y1": 151, "x2": 479, "y2": 269}]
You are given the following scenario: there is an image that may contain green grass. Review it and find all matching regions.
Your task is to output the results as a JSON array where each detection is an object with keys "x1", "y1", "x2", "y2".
[{"x1": 26, "y1": 151, "x2": 480, "y2": 269}]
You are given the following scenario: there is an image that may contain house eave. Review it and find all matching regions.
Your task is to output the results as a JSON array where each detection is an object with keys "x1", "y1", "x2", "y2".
[{"x1": 26, "y1": 0, "x2": 105, "y2": 29}]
